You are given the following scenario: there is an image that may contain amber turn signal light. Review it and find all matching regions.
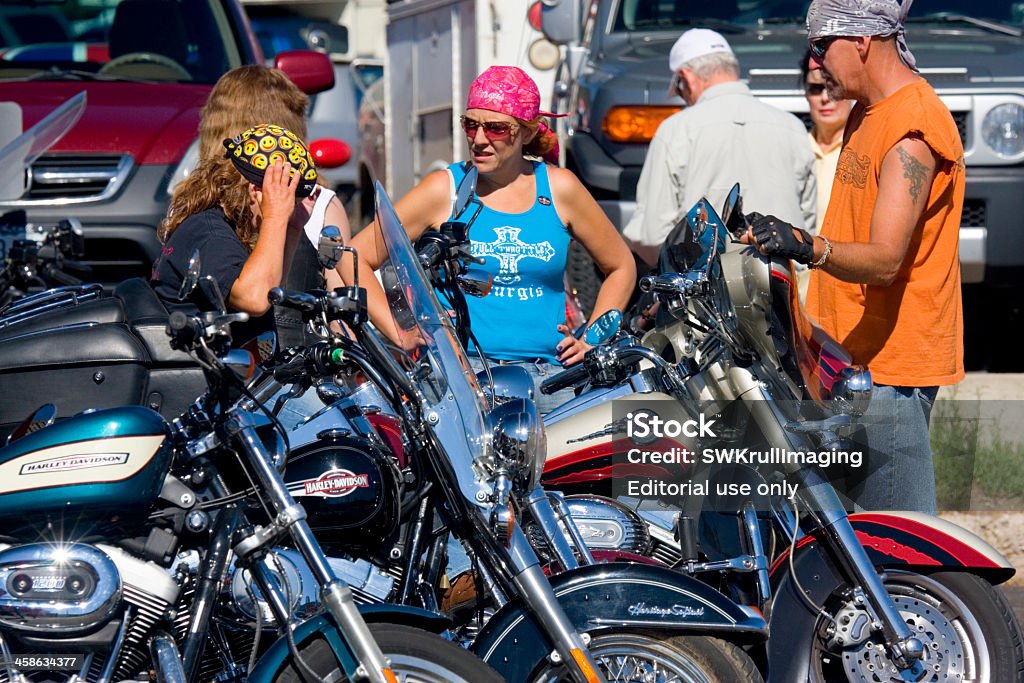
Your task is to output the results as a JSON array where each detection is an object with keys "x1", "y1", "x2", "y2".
[{"x1": 602, "y1": 106, "x2": 681, "y2": 143}]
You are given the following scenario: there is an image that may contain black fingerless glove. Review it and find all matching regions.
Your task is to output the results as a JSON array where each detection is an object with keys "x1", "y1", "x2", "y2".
[{"x1": 750, "y1": 214, "x2": 816, "y2": 265}]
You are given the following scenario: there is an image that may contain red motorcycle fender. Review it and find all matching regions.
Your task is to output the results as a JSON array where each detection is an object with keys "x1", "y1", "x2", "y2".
[
  {"x1": 471, "y1": 562, "x2": 767, "y2": 682},
  {"x1": 769, "y1": 512, "x2": 1014, "y2": 585}
]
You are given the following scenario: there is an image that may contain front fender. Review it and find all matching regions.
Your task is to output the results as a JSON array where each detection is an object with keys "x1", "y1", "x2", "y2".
[
  {"x1": 849, "y1": 512, "x2": 1013, "y2": 583},
  {"x1": 471, "y1": 562, "x2": 766, "y2": 682},
  {"x1": 769, "y1": 512, "x2": 1014, "y2": 585},
  {"x1": 247, "y1": 605, "x2": 451, "y2": 683}
]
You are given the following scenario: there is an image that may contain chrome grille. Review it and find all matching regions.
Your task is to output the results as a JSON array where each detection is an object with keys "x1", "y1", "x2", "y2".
[
  {"x1": 951, "y1": 111, "x2": 968, "y2": 147},
  {"x1": 14, "y1": 154, "x2": 133, "y2": 205},
  {"x1": 798, "y1": 111, "x2": 968, "y2": 147}
]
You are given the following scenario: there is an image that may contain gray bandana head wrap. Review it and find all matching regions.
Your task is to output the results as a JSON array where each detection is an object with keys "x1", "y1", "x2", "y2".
[{"x1": 807, "y1": 0, "x2": 917, "y2": 71}]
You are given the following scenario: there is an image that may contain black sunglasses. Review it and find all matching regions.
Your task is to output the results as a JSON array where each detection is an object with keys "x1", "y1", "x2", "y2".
[
  {"x1": 460, "y1": 116, "x2": 517, "y2": 140},
  {"x1": 805, "y1": 83, "x2": 827, "y2": 96},
  {"x1": 809, "y1": 35, "x2": 839, "y2": 60}
]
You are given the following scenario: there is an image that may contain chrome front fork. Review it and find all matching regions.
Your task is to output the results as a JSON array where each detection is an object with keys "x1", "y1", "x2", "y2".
[
  {"x1": 504, "y1": 525, "x2": 608, "y2": 683},
  {"x1": 740, "y1": 379, "x2": 926, "y2": 674},
  {"x1": 225, "y1": 411, "x2": 395, "y2": 683}
]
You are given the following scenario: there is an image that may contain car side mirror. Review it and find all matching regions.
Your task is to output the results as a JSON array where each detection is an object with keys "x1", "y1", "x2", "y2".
[
  {"x1": 538, "y1": 0, "x2": 582, "y2": 45},
  {"x1": 274, "y1": 50, "x2": 335, "y2": 95}
]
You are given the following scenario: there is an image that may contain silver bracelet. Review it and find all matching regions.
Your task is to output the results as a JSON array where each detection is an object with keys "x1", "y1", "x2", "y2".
[{"x1": 809, "y1": 235, "x2": 831, "y2": 269}]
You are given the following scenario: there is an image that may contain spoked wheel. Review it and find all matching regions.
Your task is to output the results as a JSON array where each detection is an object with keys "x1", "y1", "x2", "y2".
[
  {"x1": 531, "y1": 633, "x2": 762, "y2": 683},
  {"x1": 273, "y1": 623, "x2": 503, "y2": 683},
  {"x1": 810, "y1": 570, "x2": 1024, "y2": 683}
]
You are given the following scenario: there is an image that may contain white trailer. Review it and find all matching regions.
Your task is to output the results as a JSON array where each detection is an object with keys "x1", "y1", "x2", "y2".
[{"x1": 382, "y1": 0, "x2": 559, "y2": 199}]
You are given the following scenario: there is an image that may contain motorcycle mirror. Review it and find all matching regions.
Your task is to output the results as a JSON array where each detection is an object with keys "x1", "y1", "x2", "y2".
[
  {"x1": 583, "y1": 309, "x2": 622, "y2": 346},
  {"x1": 221, "y1": 349, "x2": 256, "y2": 382},
  {"x1": 317, "y1": 224, "x2": 345, "y2": 270},
  {"x1": 179, "y1": 249, "x2": 202, "y2": 301},
  {"x1": 197, "y1": 275, "x2": 227, "y2": 314},
  {"x1": 67, "y1": 217, "x2": 85, "y2": 258},
  {"x1": 721, "y1": 183, "x2": 745, "y2": 238},
  {"x1": 458, "y1": 268, "x2": 492, "y2": 297},
  {"x1": 453, "y1": 167, "x2": 478, "y2": 219},
  {"x1": 6, "y1": 403, "x2": 57, "y2": 445}
]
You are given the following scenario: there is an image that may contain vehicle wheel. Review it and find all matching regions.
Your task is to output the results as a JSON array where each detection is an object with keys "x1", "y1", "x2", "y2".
[
  {"x1": 530, "y1": 632, "x2": 763, "y2": 683},
  {"x1": 810, "y1": 570, "x2": 1024, "y2": 683},
  {"x1": 273, "y1": 623, "x2": 503, "y2": 683},
  {"x1": 566, "y1": 240, "x2": 602, "y2": 318}
]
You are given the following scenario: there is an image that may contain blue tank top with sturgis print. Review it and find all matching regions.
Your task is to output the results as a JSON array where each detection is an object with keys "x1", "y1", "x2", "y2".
[{"x1": 448, "y1": 161, "x2": 570, "y2": 362}]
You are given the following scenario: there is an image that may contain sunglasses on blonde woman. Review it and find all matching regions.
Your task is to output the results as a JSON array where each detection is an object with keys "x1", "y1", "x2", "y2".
[{"x1": 460, "y1": 116, "x2": 517, "y2": 140}]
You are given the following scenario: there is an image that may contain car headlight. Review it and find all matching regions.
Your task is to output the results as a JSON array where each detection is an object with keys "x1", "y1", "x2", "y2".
[
  {"x1": 982, "y1": 103, "x2": 1024, "y2": 158},
  {"x1": 165, "y1": 138, "x2": 200, "y2": 198}
]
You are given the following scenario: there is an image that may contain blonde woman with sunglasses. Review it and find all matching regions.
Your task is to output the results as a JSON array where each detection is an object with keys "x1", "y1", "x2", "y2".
[{"x1": 344, "y1": 66, "x2": 635, "y2": 412}]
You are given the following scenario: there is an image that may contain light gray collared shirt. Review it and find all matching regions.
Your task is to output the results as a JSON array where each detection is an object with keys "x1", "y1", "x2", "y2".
[{"x1": 623, "y1": 80, "x2": 816, "y2": 266}]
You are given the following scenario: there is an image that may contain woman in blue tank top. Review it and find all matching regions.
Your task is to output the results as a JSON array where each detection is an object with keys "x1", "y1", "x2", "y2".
[{"x1": 346, "y1": 66, "x2": 635, "y2": 412}]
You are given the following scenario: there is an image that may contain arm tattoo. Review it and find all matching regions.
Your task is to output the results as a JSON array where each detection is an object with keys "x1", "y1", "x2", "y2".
[{"x1": 897, "y1": 147, "x2": 927, "y2": 204}]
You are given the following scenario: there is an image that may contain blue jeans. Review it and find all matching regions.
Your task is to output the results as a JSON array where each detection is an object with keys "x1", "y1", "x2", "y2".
[
  {"x1": 843, "y1": 384, "x2": 939, "y2": 513},
  {"x1": 467, "y1": 356, "x2": 577, "y2": 415}
]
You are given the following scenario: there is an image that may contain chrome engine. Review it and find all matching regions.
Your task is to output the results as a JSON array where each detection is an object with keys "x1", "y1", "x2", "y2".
[
  {"x1": 217, "y1": 548, "x2": 395, "y2": 628},
  {"x1": 0, "y1": 544, "x2": 121, "y2": 633},
  {"x1": 0, "y1": 543, "x2": 181, "y2": 683}
]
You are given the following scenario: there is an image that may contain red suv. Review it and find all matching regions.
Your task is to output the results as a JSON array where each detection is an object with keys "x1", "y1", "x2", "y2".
[{"x1": 0, "y1": 0, "x2": 333, "y2": 284}]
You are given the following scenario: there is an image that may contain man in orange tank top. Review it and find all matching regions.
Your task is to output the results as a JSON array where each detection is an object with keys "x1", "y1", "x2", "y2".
[{"x1": 743, "y1": 0, "x2": 965, "y2": 513}]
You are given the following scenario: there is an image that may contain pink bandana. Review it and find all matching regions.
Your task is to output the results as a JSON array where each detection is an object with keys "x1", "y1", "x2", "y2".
[{"x1": 466, "y1": 66, "x2": 566, "y2": 120}]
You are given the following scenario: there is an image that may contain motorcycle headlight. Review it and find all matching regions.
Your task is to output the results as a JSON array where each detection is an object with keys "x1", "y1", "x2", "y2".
[
  {"x1": 829, "y1": 365, "x2": 873, "y2": 417},
  {"x1": 485, "y1": 398, "x2": 546, "y2": 493},
  {"x1": 982, "y1": 103, "x2": 1024, "y2": 158},
  {"x1": 165, "y1": 139, "x2": 200, "y2": 197}
]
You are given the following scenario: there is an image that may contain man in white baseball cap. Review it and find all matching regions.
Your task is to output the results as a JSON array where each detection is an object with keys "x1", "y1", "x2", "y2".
[{"x1": 624, "y1": 28, "x2": 816, "y2": 268}]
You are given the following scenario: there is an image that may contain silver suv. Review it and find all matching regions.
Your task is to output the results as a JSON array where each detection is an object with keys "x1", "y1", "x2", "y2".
[{"x1": 544, "y1": 0, "x2": 1024, "y2": 323}]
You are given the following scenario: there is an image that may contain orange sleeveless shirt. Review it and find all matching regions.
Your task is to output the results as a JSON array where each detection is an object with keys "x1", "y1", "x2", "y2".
[{"x1": 807, "y1": 79, "x2": 965, "y2": 386}]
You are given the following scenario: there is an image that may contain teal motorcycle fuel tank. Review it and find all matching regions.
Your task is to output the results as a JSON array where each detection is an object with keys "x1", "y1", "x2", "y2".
[{"x1": 0, "y1": 406, "x2": 171, "y2": 518}]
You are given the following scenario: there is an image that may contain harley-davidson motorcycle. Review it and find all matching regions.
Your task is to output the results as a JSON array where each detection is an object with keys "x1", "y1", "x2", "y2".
[
  {"x1": 529, "y1": 187, "x2": 1024, "y2": 682},
  {"x1": 0, "y1": 210, "x2": 91, "y2": 309},
  {"x1": 0, "y1": 250, "x2": 506, "y2": 683},
  {"x1": 240, "y1": 181, "x2": 774, "y2": 683}
]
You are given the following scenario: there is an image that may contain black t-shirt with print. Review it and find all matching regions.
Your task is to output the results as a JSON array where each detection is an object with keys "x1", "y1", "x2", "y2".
[{"x1": 150, "y1": 207, "x2": 273, "y2": 343}]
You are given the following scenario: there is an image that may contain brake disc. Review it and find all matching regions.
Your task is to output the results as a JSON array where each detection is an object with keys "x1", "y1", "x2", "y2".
[{"x1": 839, "y1": 594, "x2": 965, "y2": 683}]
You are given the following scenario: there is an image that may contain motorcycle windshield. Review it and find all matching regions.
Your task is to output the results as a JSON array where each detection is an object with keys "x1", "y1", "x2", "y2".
[
  {"x1": 371, "y1": 182, "x2": 492, "y2": 489},
  {"x1": 0, "y1": 91, "x2": 86, "y2": 201}
]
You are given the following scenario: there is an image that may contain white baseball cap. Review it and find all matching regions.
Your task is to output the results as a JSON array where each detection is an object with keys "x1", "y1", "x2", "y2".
[{"x1": 667, "y1": 28, "x2": 734, "y2": 97}]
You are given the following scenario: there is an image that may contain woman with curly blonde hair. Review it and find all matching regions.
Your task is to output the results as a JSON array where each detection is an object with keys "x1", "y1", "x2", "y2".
[{"x1": 151, "y1": 124, "x2": 313, "y2": 342}]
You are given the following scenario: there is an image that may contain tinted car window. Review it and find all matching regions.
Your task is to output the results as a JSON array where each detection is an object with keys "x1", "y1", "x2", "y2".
[
  {"x1": 612, "y1": 0, "x2": 1024, "y2": 30},
  {"x1": 0, "y1": 0, "x2": 244, "y2": 84}
]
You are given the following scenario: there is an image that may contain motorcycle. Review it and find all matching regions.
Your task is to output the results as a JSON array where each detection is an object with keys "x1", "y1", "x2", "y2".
[
  {"x1": 0, "y1": 251, "x2": 504, "y2": 683},
  {"x1": 532, "y1": 187, "x2": 1024, "y2": 682},
  {"x1": 249, "y1": 181, "x2": 774, "y2": 683},
  {"x1": 0, "y1": 210, "x2": 92, "y2": 310}
]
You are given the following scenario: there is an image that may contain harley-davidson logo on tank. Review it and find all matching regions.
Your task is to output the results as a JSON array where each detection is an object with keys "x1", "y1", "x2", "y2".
[
  {"x1": 293, "y1": 470, "x2": 370, "y2": 498},
  {"x1": 0, "y1": 436, "x2": 164, "y2": 494}
]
